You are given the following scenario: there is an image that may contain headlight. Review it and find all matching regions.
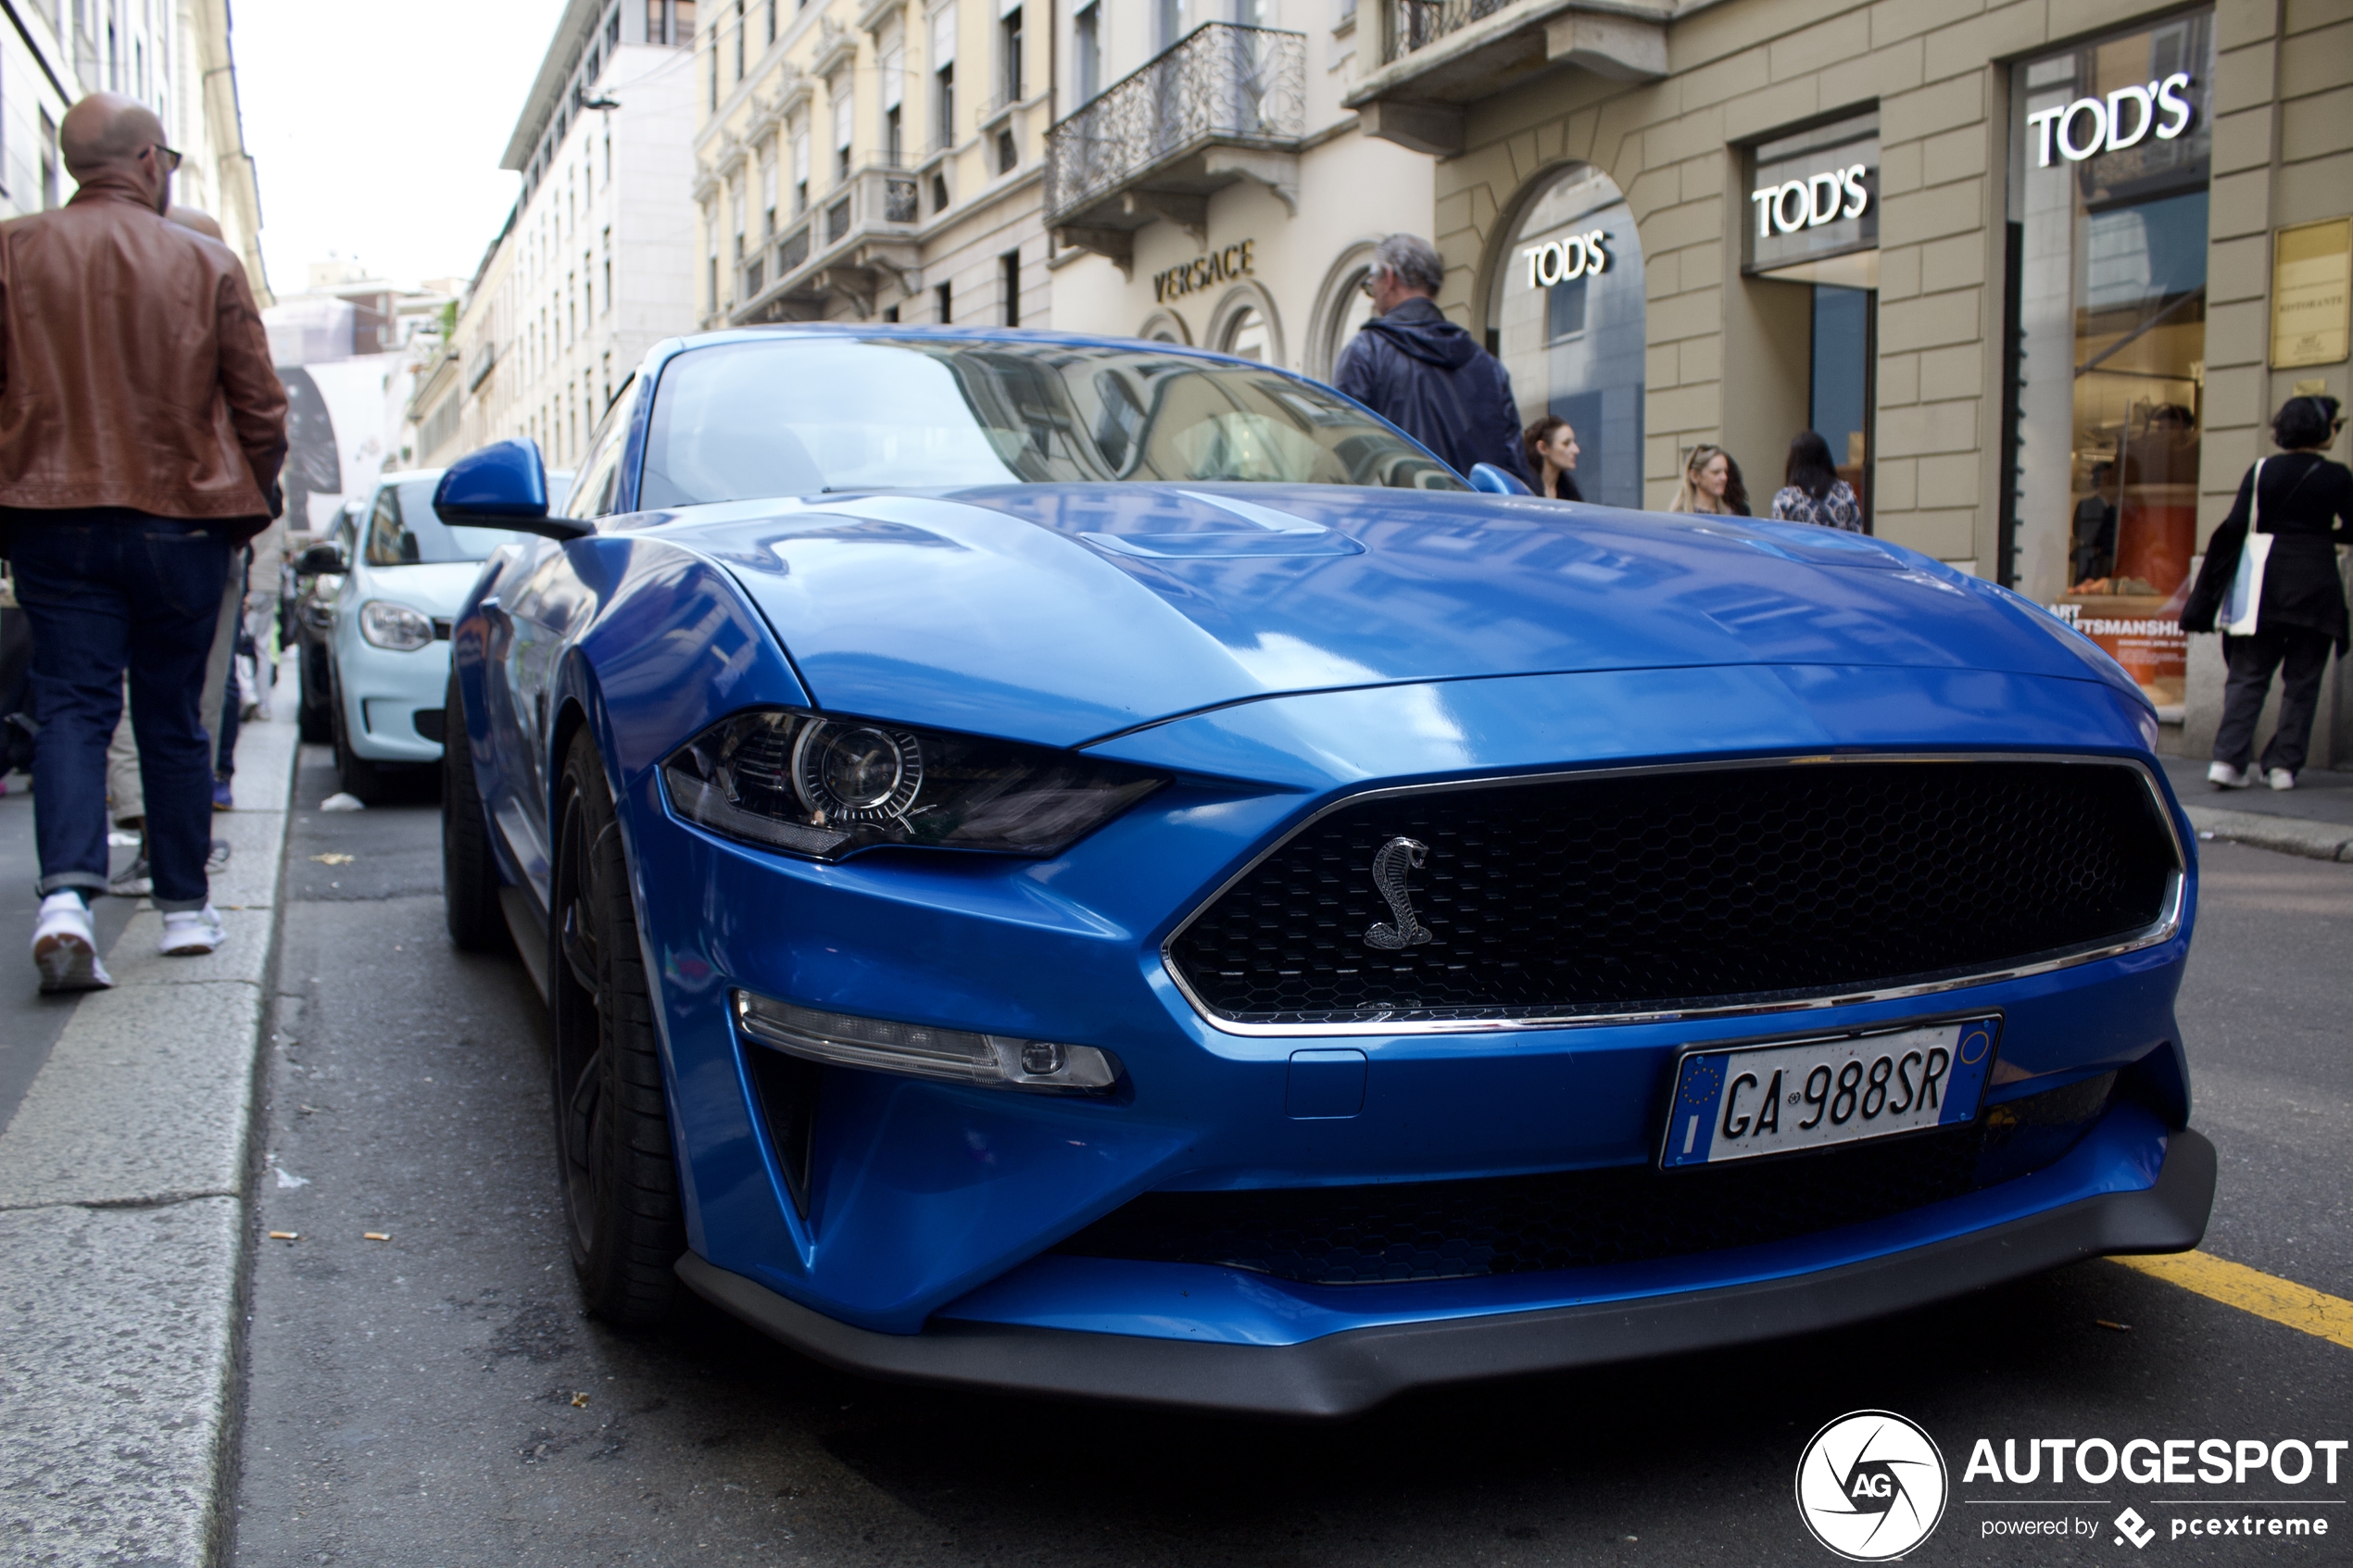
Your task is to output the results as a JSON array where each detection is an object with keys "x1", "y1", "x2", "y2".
[
  {"x1": 735, "y1": 991, "x2": 1121, "y2": 1094},
  {"x1": 358, "y1": 600, "x2": 434, "y2": 651},
  {"x1": 665, "y1": 709, "x2": 1164, "y2": 859}
]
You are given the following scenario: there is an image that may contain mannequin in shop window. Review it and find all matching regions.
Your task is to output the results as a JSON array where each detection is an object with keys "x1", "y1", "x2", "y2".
[
  {"x1": 2070, "y1": 462, "x2": 2119, "y2": 590},
  {"x1": 1524, "y1": 415, "x2": 1582, "y2": 502},
  {"x1": 1770, "y1": 431, "x2": 1863, "y2": 531}
]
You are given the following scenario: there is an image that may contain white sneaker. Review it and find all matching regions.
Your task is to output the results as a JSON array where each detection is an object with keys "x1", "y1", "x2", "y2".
[
  {"x1": 32, "y1": 893, "x2": 111, "y2": 992},
  {"x1": 2268, "y1": 768, "x2": 2296, "y2": 791},
  {"x1": 158, "y1": 905, "x2": 226, "y2": 957},
  {"x1": 2208, "y1": 761, "x2": 2252, "y2": 790}
]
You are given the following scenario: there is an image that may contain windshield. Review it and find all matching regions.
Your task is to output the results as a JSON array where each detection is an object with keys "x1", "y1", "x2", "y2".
[
  {"x1": 365, "y1": 479, "x2": 513, "y2": 565},
  {"x1": 637, "y1": 337, "x2": 1467, "y2": 508}
]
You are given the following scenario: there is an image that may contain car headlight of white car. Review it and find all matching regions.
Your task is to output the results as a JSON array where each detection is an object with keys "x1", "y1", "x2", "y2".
[{"x1": 358, "y1": 600, "x2": 434, "y2": 652}]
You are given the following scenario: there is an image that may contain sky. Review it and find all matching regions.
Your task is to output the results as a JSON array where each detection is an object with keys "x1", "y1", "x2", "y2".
[{"x1": 230, "y1": 0, "x2": 571, "y2": 295}]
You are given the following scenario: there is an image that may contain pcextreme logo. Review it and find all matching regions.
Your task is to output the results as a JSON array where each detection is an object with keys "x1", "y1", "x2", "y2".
[{"x1": 1796, "y1": 1411, "x2": 1950, "y2": 1561}]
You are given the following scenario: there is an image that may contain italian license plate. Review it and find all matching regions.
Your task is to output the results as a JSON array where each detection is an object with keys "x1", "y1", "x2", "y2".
[{"x1": 1658, "y1": 1016, "x2": 2000, "y2": 1169}]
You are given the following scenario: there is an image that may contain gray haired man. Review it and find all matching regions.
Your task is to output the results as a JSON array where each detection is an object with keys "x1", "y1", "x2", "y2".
[{"x1": 1333, "y1": 234, "x2": 1533, "y2": 486}]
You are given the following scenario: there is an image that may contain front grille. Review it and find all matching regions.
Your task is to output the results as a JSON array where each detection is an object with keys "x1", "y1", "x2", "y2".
[
  {"x1": 1054, "y1": 1073, "x2": 2118, "y2": 1286},
  {"x1": 1165, "y1": 759, "x2": 2178, "y2": 1027}
]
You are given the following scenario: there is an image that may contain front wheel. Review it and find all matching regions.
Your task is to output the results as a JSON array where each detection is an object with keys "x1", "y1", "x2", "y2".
[
  {"x1": 549, "y1": 727, "x2": 683, "y2": 1324},
  {"x1": 297, "y1": 639, "x2": 332, "y2": 743},
  {"x1": 327, "y1": 665, "x2": 384, "y2": 805}
]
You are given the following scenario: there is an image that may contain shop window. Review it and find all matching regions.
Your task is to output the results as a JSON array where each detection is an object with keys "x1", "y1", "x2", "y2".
[
  {"x1": 1488, "y1": 163, "x2": 1645, "y2": 509},
  {"x1": 1223, "y1": 304, "x2": 1270, "y2": 361},
  {"x1": 1812, "y1": 285, "x2": 1873, "y2": 513},
  {"x1": 2007, "y1": 10, "x2": 2213, "y2": 714}
]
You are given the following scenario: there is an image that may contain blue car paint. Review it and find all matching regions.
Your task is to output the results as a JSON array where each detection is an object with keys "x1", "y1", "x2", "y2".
[{"x1": 444, "y1": 326, "x2": 2196, "y2": 1359}]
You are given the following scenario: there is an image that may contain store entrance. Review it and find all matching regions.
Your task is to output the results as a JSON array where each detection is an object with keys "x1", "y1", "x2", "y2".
[{"x1": 1811, "y1": 284, "x2": 1876, "y2": 526}]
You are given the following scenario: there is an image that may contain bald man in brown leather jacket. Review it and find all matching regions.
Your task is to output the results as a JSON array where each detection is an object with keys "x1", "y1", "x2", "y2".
[{"x1": 0, "y1": 92, "x2": 287, "y2": 989}]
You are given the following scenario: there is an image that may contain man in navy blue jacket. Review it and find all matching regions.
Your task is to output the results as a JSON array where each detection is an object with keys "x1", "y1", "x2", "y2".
[{"x1": 1334, "y1": 234, "x2": 1533, "y2": 487}]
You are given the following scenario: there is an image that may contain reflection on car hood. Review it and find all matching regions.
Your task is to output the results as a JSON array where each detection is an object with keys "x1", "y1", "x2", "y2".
[
  {"x1": 358, "y1": 560, "x2": 488, "y2": 616},
  {"x1": 669, "y1": 484, "x2": 2119, "y2": 749}
]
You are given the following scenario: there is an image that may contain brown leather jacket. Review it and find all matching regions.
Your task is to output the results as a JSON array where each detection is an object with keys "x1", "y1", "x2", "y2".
[{"x1": 0, "y1": 175, "x2": 287, "y2": 532}]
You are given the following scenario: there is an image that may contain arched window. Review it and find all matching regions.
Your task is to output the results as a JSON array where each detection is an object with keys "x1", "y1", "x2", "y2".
[
  {"x1": 1222, "y1": 305, "x2": 1270, "y2": 361},
  {"x1": 1488, "y1": 164, "x2": 1645, "y2": 508}
]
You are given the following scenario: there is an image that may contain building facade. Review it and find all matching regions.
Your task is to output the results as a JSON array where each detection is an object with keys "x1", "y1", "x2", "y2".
[
  {"x1": 1337, "y1": 0, "x2": 2346, "y2": 750},
  {"x1": 1, "y1": 0, "x2": 268, "y2": 299},
  {"x1": 413, "y1": 0, "x2": 698, "y2": 473},
  {"x1": 692, "y1": 0, "x2": 1054, "y2": 330},
  {"x1": 1044, "y1": 2, "x2": 1435, "y2": 383}
]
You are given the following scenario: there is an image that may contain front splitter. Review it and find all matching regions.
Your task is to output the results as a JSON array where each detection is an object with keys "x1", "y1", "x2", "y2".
[{"x1": 675, "y1": 1127, "x2": 2214, "y2": 1418}]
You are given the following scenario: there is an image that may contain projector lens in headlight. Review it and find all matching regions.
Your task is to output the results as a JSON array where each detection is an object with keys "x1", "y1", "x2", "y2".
[
  {"x1": 663, "y1": 708, "x2": 1164, "y2": 859},
  {"x1": 732, "y1": 990, "x2": 1121, "y2": 1095}
]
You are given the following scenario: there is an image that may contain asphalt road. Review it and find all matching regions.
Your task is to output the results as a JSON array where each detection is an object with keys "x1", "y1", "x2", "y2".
[{"x1": 232, "y1": 750, "x2": 2353, "y2": 1567}]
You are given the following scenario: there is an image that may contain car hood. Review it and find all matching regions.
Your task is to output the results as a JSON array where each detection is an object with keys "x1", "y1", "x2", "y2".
[
  {"x1": 359, "y1": 560, "x2": 489, "y2": 616},
  {"x1": 665, "y1": 484, "x2": 2132, "y2": 749}
]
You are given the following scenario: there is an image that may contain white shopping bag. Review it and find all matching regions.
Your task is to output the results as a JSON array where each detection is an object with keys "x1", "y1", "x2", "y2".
[{"x1": 2220, "y1": 458, "x2": 2271, "y2": 636}]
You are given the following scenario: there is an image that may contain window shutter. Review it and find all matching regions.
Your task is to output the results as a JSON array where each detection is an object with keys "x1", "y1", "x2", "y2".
[
  {"x1": 931, "y1": 5, "x2": 956, "y2": 66},
  {"x1": 882, "y1": 45, "x2": 904, "y2": 108}
]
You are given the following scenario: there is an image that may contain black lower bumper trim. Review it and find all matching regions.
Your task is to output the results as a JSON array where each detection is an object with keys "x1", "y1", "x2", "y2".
[{"x1": 676, "y1": 1128, "x2": 2214, "y2": 1419}]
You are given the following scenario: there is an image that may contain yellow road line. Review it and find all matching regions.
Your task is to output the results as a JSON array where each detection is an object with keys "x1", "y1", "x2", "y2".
[{"x1": 2111, "y1": 1250, "x2": 2353, "y2": 1350}]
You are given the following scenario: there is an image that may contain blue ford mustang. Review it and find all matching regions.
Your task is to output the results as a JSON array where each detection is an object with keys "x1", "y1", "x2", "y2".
[{"x1": 434, "y1": 326, "x2": 2211, "y2": 1415}]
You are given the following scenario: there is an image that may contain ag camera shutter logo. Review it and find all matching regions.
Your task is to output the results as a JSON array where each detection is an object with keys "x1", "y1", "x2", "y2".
[{"x1": 1796, "y1": 1411, "x2": 1949, "y2": 1561}]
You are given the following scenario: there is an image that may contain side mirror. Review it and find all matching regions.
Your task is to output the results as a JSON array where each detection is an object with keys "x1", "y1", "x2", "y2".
[
  {"x1": 432, "y1": 439, "x2": 593, "y2": 541},
  {"x1": 1467, "y1": 462, "x2": 1533, "y2": 497},
  {"x1": 294, "y1": 541, "x2": 346, "y2": 576}
]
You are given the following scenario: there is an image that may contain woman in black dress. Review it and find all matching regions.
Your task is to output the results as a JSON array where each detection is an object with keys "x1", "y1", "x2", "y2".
[{"x1": 2179, "y1": 395, "x2": 2351, "y2": 789}]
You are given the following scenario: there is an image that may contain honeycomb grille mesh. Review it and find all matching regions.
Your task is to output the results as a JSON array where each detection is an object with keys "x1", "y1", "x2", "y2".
[
  {"x1": 1054, "y1": 1074, "x2": 2119, "y2": 1286},
  {"x1": 1165, "y1": 760, "x2": 2177, "y2": 1025}
]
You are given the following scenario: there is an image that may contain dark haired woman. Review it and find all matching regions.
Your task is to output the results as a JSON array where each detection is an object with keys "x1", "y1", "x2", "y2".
[
  {"x1": 2180, "y1": 395, "x2": 2351, "y2": 790},
  {"x1": 1524, "y1": 415, "x2": 1582, "y2": 501},
  {"x1": 1769, "y1": 431, "x2": 1863, "y2": 530}
]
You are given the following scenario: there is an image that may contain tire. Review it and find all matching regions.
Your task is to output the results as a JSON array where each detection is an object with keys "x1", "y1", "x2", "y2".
[
  {"x1": 297, "y1": 640, "x2": 332, "y2": 743},
  {"x1": 327, "y1": 667, "x2": 384, "y2": 805},
  {"x1": 550, "y1": 727, "x2": 683, "y2": 1325},
  {"x1": 441, "y1": 670, "x2": 508, "y2": 954}
]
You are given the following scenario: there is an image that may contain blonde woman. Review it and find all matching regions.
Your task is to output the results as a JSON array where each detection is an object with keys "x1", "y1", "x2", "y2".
[{"x1": 1669, "y1": 444, "x2": 1738, "y2": 514}]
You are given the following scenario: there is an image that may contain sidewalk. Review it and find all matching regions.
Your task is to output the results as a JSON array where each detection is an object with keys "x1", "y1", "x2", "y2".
[
  {"x1": 2160, "y1": 756, "x2": 2353, "y2": 863},
  {"x1": 0, "y1": 674, "x2": 297, "y2": 1566}
]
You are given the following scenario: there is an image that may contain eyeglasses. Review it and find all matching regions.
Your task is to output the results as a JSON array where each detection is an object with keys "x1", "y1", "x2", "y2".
[{"x1": 147, "y1": 144, "x2": 183, "y2": 172}]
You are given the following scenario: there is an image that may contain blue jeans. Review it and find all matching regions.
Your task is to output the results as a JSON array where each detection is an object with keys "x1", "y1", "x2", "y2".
[{"x1": 7, "y1": 509, "x2": 230, "y2": 910}]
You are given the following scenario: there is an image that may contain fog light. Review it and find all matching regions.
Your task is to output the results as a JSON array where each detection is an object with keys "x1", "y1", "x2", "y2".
[{"x1": 732, "y1": 991, "x2": 1118, "y2": 1095}]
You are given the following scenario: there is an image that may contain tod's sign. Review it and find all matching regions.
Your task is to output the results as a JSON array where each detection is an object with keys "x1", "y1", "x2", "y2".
[{"x1": 2025, "y1": 73, "x2": 2196, "y2": 166}]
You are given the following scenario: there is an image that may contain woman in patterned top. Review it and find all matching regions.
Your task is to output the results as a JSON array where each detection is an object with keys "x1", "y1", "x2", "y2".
[{"x1": 1770, "y1": 431, "x2": 1864, "y2": 530}]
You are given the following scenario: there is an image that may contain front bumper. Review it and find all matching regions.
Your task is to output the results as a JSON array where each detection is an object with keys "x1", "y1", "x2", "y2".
[
  {"x1": 336, "y1": 634, "x2": 451, "y2": 763},
  {"x1": 679, "y1": 1125, "x2": 2213, "y2": 1417}
]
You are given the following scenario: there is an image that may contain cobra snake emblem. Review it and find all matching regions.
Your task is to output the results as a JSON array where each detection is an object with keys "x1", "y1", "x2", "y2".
[{"x1": 1363, "y1": 836, "x2": 1433, "y2": 950}]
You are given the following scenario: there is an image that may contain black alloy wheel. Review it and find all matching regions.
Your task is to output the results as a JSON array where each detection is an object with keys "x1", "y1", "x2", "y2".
[
  {"x1": 549, "y1": 727, "x2": 684, "y2": 1324},
  {"x1": 297, "y1": 638, "x2": 332, "y2": 743},
  {"x1": 440, "y1": 670, "x2": 508, "y2": 954}
]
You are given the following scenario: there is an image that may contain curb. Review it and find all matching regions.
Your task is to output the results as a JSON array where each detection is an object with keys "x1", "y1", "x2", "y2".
[
  {"x1": 2183, "y1": 805, "x2": 2353, "y2": 863},
  {"x1": 0, "y1": 688, "x2": 298, "y2": 1567}
]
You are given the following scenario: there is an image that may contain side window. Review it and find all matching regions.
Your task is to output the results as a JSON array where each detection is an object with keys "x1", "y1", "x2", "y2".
[
  {"x1": 567, "y1": 375, "x2": 635, "y2": 517},
  {"x1": 364, "y1": 487, "x2": 416, "y2": 566}
]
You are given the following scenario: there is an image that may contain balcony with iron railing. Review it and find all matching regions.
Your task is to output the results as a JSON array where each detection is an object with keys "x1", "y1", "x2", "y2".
[
  {"x1": 1343, "y1": 1, "x2": 1667, "y2": 157},
  {"x1": 1044, "y1": 22, "x2": 1304, "y2": 267},
  {"x1": 733, "y1": 163, "x2": 923, "y2": 325}
]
